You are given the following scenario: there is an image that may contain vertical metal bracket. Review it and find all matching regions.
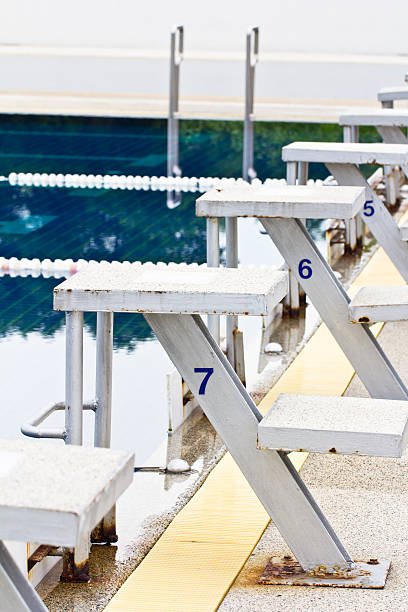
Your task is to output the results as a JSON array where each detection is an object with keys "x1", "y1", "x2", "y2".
[
  {"x1": 167, "y1": 25, "x2": 184, "y2": 209},
  {"x1": 243, "y1": 26, "x2": 259, "y2": 182}
]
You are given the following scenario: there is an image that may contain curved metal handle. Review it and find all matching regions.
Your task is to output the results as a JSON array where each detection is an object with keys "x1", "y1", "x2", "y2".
[
  {"x1": 247, "y1": 26, "x2": 259, "y2": 68},
  {"x1": 171, "y1": 25, "x2": 184, "y2": 66},
  {"x1": 21, "y1": 401, "x2": 96, "y2": 440}
]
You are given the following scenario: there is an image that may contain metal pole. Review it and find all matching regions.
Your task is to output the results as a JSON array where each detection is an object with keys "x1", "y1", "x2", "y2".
[
  {"x1": 343, "y1": 126, "x2": 358, "y2": 251},
  {"x1": 167, "y1": 25, "x2": 184, "y2": 208},
  {"x1": 92, "y1": 311, "x2": 117, "y2": 544},
  {"x1": 283, "y1": 162, "x2": 300, "y2": 315},
  {"x1": 226, "y1": 217, "x2": 238, "y2": 366},
  {"x1": 65, "y1": 311, "x2": 83, "y2": 446},
  {"x1": 243, "y1": 26, "x2": 259, "y2": 182},
  {"x1": 95, "y1": 312, "x2": 113, "y2": 449},
  {"x1": 380, "y1": 99, "x2": 397, "y2": 207},
  {"x1": 62, "y1": 310, "x2": 88, "y2": 582},
  {"x1": 206, "y1": 218, "x2": 220, "y2": 343}
]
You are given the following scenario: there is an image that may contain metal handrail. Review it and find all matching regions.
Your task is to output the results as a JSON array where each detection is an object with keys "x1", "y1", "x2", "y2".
[
  {"x1": 243, "y1": 26, "x2": 259, "y2": 182},
  {"x1": 167, "y1": 25, "x2": 184, "y2": 208},
  {"x1": 21, "y1": 401, "x2": 96, "y2": 440}
]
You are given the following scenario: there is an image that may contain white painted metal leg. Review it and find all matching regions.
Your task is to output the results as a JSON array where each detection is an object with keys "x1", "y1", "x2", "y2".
[
  {"x1": 206, "y1": 217, "x2": 220, "y2": 343},
  {"x1": 326, "y1": 163, "x2": 408, "y2": 283},
  {"x1": 284, "y1": 161, "x2": 300, "y2": 314},
  {"x1": 144, "y1": 312, "x2": 353, "y2": 572},
  {"x1": 343, "y1": 126, "x2": 359, "y2": 251},
  {"x1": 0, "y1": 541, "x2": 48, "y2": 612},
  {"x1": 377, "y1": 126, "x2": 408, "y2": 187},
  {"x1": 261, "y1": 217, "x2": 408, "y2": 400},
  {"x1": 65, "y1": 311, "x2": 83, "y2": 446},
  {"x1": 64, "y1": 311, "x2": 88, "y2": 581},
  {"x1": 226, "y1": 216, "x2": 238, "y2": 366},
  {"x1": 92, "y1": 311, "x2": 117, "y2": 544}
]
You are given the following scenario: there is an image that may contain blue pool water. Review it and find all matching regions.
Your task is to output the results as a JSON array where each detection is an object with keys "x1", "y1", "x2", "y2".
[{"x1": 0, "y1": 116, "x2": 378, "y2": 461}]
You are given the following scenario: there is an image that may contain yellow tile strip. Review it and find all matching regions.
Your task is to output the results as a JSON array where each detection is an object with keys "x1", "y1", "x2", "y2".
[{"x1": 105, "y1": 237, "x2": 406, "y2": 612}]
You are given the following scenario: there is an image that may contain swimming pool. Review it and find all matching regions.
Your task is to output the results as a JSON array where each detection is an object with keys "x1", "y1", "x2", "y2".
[{"x1": 0, "y1": 115, "x2": 379, "y2": 462}]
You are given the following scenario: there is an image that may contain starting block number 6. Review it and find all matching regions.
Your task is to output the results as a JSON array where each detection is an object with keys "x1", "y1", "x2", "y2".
[
  {"x1": 298, "y1": 258, "x2": 312, "y2": 279},
  {"x1": 194, "y1": 367, "x2": 214, "y2": 395}
]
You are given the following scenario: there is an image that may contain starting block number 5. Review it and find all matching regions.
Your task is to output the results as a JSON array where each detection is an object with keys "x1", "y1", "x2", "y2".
[
  {"x1": 194, "y1": 367, "x2": 214, "y2": 395},
  {"x1": 363, "y1": 200, "x2": 374, "y2": 217}
]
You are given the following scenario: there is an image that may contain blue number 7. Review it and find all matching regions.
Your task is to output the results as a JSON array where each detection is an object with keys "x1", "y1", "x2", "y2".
[{"x1": 194, "y1": 367, "x2": 214, "y2": 395}]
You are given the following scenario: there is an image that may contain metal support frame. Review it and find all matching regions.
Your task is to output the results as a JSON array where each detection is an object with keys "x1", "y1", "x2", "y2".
[
  {"x1": 243, "y1": 26, "x2": 259, "y2": 182},
  {"x1": 326, "y1": 162, "x2": 408, "y2": 283},
  {"x1": 65, "y1": 311, "x2": 83, "y2": 446},
  {"x1": 92, "y1": 312, "x2": 116, "y2": 544},
  {"x1": 167, "y1": 25, "x2": 184, "y2": 208},
  {"x1": 283, "y1": 161, "x2": 301, "y2": 315},
  {"x1": 378, "y1": 99, "x2": 404, "y2": 207},
  {"x1": 376, "y1": 126, "x2": 408, "y2": 204},
  {"x1": 63, "y1": 310, "x2": 88, "y2": 581},
  {"x1": 342, "y1": 127, "x2": 360, "y2": 250},
  {"x1": 226, "y1": 217, "x2": 238, "y2": 366},
  {"x1": 0, "y1": 541, "x2": 48, "y2": 611},
  {"x1": 206, "y1": 217, "x2": 220, "y2": 343},
  {"x1": 144, "y1": 311, "x2": 353, "y2": 573},
  {"x1": 261, "y1": 217, "x2": 408, "y2": 400}
]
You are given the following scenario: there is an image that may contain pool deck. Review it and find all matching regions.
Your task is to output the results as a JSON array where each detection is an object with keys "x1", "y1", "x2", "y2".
[
  {"x1": 1, "y1": 47, "x2": 408, "y2": 123},
  {"x1": 0, "y1": 91, "x2": 385, "y2": 123}
]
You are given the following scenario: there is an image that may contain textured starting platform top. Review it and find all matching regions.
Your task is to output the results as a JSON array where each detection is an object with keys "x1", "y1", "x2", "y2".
[
  {"x1": 282, "y1": 141, "x2": 408, "y2": 165},
  {"x1": 54, "y1": 262, "x2": 288, "y2": 316},
  {"x1": 258, "y1": 393, "x2": 408, "y2": 457},
  {"x1": 378, "y1": 86, "x2": 408, "y2": 103},
  {"x1": 0, "y1": 439, "x2": 134, "y2": 548},
  {"x1": 349, "y1": 285, "x2": 408, "y2": 323},
  {"x1": 339, "y1": 109, "x2": 408, "y2": 127},
  {"x1": 196, "y1": 184, "x2": 366, "y2": 219}
]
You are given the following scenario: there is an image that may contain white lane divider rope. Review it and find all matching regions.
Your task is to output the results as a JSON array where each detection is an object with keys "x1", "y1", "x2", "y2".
[
  {"x1": 1, "y1": 172, "x2": 325, "y2": 192},
  {"x1": 0, "y1": 257, "x2": 278, "y2": 279}
]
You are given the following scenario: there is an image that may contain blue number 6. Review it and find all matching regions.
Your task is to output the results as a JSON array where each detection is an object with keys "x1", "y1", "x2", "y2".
[
  {"x1": 194, "y1": 367, "x2": 214, "y2": 395},
  {"x1": 298, "y1": 258, "x2": 312, "y2": 279},
  {"x1": 363, "y1": 200, "x2": 374, "y2": 217}
]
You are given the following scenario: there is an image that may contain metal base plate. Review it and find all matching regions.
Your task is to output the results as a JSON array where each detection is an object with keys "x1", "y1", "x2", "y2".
[{"x1": 259, "y1": 556, "x2": 391, "y2": 589}]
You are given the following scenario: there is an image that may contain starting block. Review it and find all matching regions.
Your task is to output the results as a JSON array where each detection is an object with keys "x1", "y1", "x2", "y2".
[
  {"x1": 53, "y1": 261, "x2": 394, "y2": 587},
  {"x1": 282, "y1": 141, "x2": 408, "y2": 283},
  {"x1": 0, "y1": 439, "x2": 133, "y2": 610}
]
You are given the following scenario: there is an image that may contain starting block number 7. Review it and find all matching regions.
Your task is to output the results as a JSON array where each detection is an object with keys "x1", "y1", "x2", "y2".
[{"x1": 194, "y1": 367, "x2": 214, "y2": 395}]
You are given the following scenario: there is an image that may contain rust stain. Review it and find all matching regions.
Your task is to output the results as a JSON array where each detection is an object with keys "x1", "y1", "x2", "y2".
[{"x1": 60, "y1": 552, "x2": 90, "y2": 583}]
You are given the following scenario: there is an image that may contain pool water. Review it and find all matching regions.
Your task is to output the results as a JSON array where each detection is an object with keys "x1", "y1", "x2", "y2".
[{"x1": 0, "y1": 115, "x2": 379, "y2": 461}]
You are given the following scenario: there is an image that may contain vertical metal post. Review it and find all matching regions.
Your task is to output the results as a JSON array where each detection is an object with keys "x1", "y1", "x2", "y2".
[
  {"x1": 65, "y1": 311, "x2": 83, "y2": 446},
  {"x1": 283, "y1": 162, "x2": 300, "y2": 315},
  {"x1": 206, "y1": 218, "x2": 220, "y2": 343},
  {"x1": 343, "y1": 125, "x2": 359, "y2": 251},
  {"x1": 91, "y1": 312, "x2": 117, "y2": 544},
  {"x1": 381, "y1": 99, "x2": 397, "y2": 207},
  {"x1": 297, "y1": 161, "x2": 308, "y2": 303},
  {"x1": 243, "y1": 26, "x2": 259, "y2": 182},
  {"x1": 62, "y1": 310, "x2": 89, "y2": 583},
  {"x1": 226, "y1": 217, "x2": 238, "y2": 366},
  {"x1": 167, "y1": 25, "x2": 184, "y2": 208}
]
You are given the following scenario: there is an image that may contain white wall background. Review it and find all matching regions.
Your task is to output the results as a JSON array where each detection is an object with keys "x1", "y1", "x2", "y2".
[{"x1": 1, "y1": 0, "x2": 407, "y2": 54}]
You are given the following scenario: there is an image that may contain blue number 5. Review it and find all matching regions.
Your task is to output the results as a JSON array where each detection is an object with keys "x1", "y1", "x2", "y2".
[
  {"x1": 194, "y1": 367, "x2": 214, "y2": 395},
  {"x1": 363, "y1": 200, "x2": 374, "y2": 216}
]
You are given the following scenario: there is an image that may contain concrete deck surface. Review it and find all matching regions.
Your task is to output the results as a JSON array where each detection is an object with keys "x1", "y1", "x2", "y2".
[
  {"x1": 219, "y1": 320, "x2": 408, "y2": 611},
  {"x1": 1, "y1": 49, "x2": 408, "y2": 122}
]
